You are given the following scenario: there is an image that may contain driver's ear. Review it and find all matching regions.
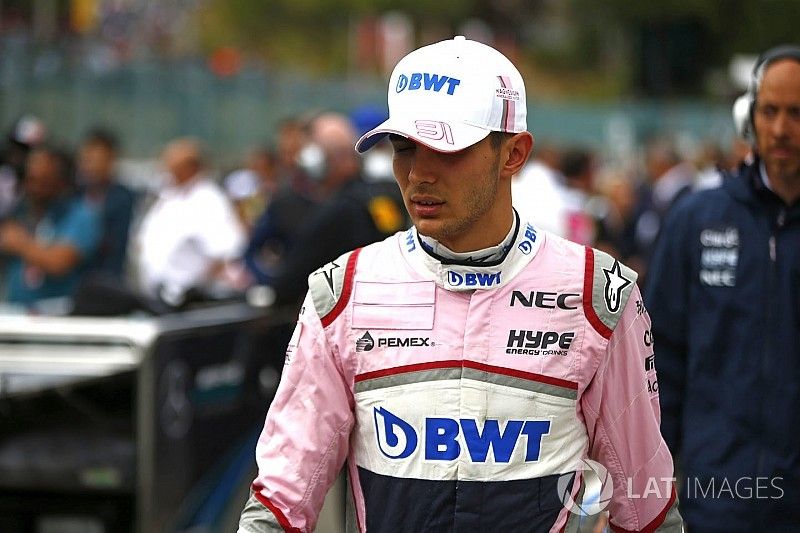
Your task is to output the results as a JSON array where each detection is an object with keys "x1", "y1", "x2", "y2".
[{"x1": 500, "y1": 132, "x2": 533, "y2": 178}]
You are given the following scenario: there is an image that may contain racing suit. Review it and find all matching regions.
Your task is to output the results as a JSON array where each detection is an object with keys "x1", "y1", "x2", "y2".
[{"x1": 239, "y1": 214, "x2": 682, "y2": 532}]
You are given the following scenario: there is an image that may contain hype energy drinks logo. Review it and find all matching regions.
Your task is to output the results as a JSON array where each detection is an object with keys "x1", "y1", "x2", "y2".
[{"x1": 557, "y1": 459, "x2": 614, "y2": 516}]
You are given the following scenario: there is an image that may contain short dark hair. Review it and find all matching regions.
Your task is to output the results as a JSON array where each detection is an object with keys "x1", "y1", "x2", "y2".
[
  {"x1": 29, "y1": 143, "x2": 74, "y2": 185},
  {"x1": 488, "y1": 131, "x2": 514, "y2": 152},
  {"x1": 561, "y1": 149, "x2": 592, "y2": 180},
  {"x1": 82, "y1": 126, "x2": 120, "y2": 153}
]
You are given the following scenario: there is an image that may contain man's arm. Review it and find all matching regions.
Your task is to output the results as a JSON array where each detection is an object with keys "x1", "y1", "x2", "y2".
[
  {"x1": 198, "y1": 190, "x2": 246, "y2": 262},
  {"x1": 581, "y1": 252, "x2": 683, "y2": 532},
  {"x1": 0, "y1": 221, "x2": 80, "y2": 275},
  {"x1": 243, "y1": 205, "x2": 282, "y2": 285},
  {"x1": 0, "y1": 205, "x2": 99, "y2": 276},
  {"x1": 239, "y1": 287, "x2": 355, "y2": 533}
]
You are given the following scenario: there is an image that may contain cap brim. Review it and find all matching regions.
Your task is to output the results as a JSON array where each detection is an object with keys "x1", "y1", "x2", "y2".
[{"x1": 355, "y1": 117, "x2": 491, "y2": 154}]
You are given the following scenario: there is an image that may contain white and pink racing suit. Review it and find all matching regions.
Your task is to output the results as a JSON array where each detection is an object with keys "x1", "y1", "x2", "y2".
[{"x1": 239, "y1": 215, "x2": 682, "y2": 533}]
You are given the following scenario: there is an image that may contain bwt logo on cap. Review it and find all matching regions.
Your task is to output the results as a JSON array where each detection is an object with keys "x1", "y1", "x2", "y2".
[{"x1": 396, "y1": 73, "x2": 461, "y2": 95}]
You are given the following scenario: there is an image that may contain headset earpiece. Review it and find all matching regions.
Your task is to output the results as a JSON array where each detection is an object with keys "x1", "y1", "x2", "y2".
[{"x1": 732, "y1": 93, "x2": 754, "y2": 140}]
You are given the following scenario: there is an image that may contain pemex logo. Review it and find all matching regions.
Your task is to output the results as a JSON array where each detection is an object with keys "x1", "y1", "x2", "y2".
[
  {"x1": 356, "y1": 331, "x2": 375, "y2": 352},
  {"x1": 557, "y1": 459, "x2": 614, "y2": 516}
]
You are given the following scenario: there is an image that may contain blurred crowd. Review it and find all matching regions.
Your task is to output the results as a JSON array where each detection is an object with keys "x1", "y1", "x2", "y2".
[
  {"x1": 512, "y1": 135, "x2": 751, "y2": 282},
  {"x1": 0, "y1": 110, "x2": 750, "y2": 315}
]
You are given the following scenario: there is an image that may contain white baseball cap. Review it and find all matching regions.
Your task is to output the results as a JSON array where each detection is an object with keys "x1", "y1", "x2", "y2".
[{"x1": 355, "y1": 36, "x2": 527, "y2": 153}]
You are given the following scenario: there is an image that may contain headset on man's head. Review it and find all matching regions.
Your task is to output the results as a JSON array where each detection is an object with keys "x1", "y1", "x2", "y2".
[{"x1": 733, "y1": 44, "x2": 800, "y2": 141}]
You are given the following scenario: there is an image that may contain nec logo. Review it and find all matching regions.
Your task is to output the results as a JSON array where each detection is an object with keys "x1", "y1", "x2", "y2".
[
  {"x1": 396, "y1": 73, "x2": 461, "y2": 95},
  {"x1": 510, "y1": 290, "x2": 580, "y2": 309},
  {"x1": 374, "y1": 407, "x2": 551, "y2": 463},
  {"x1": 378, "y1": 337, "x2": 431, "y2": 348},
  {"x1": 448, "y1": 271, "x2": 501, "y2": 287}
]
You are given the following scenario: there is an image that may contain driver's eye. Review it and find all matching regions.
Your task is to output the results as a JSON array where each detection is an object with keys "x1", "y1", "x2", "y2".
[{"x1": 391, "y1": 138, "x2": 415, "y2": 153}]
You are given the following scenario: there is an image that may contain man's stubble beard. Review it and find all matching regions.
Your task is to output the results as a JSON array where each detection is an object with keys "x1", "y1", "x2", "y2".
[
  {"x1": 765, "y1": 154, "x2": 800, "y2": 197},
  {"x1": 433, "y1": 151, "x2": 501, "y2": 245}
]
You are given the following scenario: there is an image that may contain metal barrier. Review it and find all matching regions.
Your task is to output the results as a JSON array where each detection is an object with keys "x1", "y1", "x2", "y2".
[{"x1": 0, "y1": 303, "x2": 296, "y2": 532}]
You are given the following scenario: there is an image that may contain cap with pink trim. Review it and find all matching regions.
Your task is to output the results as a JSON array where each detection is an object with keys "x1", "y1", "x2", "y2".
[{"x1": 355, "y1": 36, "x2": 527, "y2": 154}]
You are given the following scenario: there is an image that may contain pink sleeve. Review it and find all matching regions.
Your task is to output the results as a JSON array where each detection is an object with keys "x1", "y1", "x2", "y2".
[
  {"x1": 581, "y1": 284, "x2": 683, "y2": 532},
  {"x1": 249, "y1": 291, "x2": 354, "y2": 532}
]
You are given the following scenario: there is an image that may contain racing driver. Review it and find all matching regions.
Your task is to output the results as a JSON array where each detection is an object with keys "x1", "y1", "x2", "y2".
[{"x1": 239, "y1": 36, "x2": 683, "y2": 533}]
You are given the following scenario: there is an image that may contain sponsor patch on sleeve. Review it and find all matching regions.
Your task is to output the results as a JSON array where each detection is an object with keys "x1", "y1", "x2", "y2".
[
  {"x1": 308, "y1": 249, "x2": 360, "y2": 325},
  {"x1": 643, "y1": 328, "x2": 659, "y2": 398},
  {"x1": 587, "y1": 248, "x2": 638, "y2": 335}
]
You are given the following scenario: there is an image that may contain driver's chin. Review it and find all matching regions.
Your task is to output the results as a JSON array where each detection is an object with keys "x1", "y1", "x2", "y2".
[{"x1": 413, "y1": 219, "x2": 443, "y2": 240}]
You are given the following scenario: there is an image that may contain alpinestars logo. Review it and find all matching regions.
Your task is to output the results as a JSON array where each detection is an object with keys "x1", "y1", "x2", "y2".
[
  {"x1": 313, "y1": 260, "x2": 341, "y2": 297},
  {"x1": 603, "y1": 260, "x2": 632, "y2": 313},
  {"x1": 356, "y1": 331, "x2": 375, "y2": 352}
]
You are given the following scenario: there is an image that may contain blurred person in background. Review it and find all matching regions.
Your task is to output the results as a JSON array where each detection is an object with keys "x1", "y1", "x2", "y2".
[
  {"x1": 631, "y1": 138, "x2": 695, "y2": 276},
  {"x1": 0, "y1": 115, "x2": 48, "y2": 219},
  {"x1": 511, "y1": 143, "x2": 569, "y2": 236},
  {"x1": 645, "y1": 45, "x2": 800, "y2": 532},
  {"x1": 0, "y1": 144, "x2": 99, "y2": 305},
  {"x1": 76, "y1": 126, "x2": 137, "y2": 278},
  {"x1": 559, "y1": 147, "x2": 605, "y2": 246},
  {"x1": 728, "y1": 136, "x2": 753, "y2": 168},
  {"x1": 242, "y1": 118, "x2": 320, "y2": 290},
  {"x1": 594, "y1": 173, "x2": 641, "y2": 270},
  {"x1": 240, "y1": 36, "x2": 681, "y2": 533},
  {"x1": 350, "y1": 104, "x2": 394, "y2": 183},
  {"x1": 274, "y1": 116, "x2": 308, "y2": 183},
  {"x1": 246, "y1": 111, "x2": 406, "y2": 307},
  {"x1": 692, "y1": 141, "x2": 726, "y2": 191},
  {"x1": 133, "y1": 137, "x2": 246, "y2": 307},
  {"x1": 224, "y1": 145, "x2": 280, "y2": 231}
]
